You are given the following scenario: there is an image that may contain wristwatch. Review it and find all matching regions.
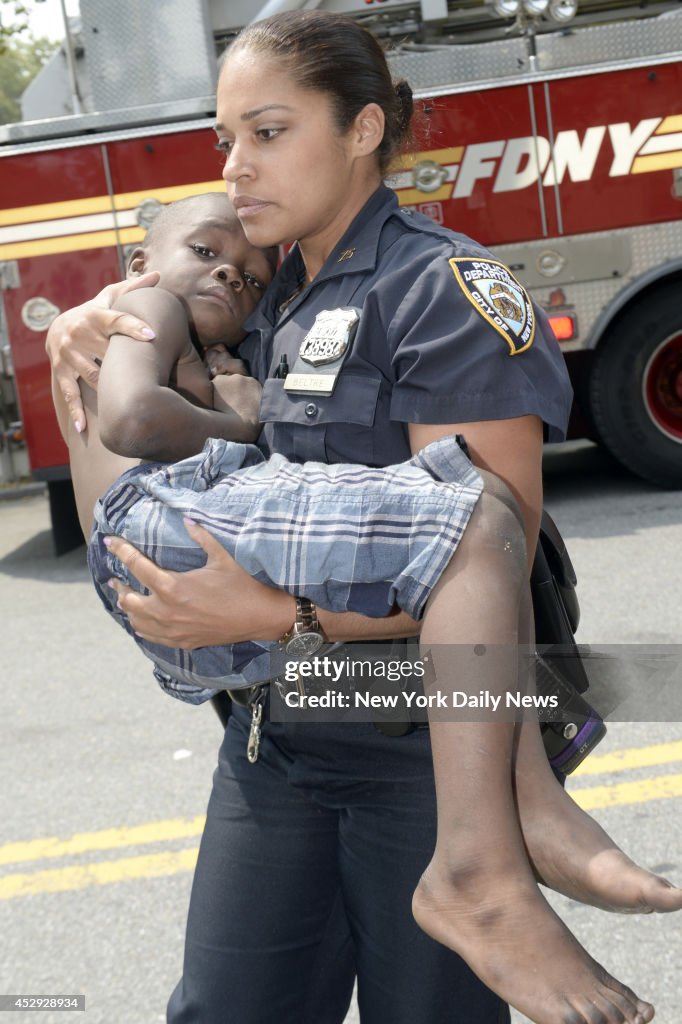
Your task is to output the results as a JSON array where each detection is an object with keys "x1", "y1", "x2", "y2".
[{"x1": 279, "y1": 597, "x2": 325, "y2": 657}]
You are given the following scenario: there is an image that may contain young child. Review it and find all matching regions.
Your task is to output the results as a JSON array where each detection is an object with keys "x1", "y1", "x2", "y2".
[{"x1": 53, "y1": 192, "x2": 680, "y2": 1024}]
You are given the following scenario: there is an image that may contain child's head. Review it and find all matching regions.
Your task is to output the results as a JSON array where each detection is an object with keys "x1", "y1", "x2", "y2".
[{"x1": 127, "y1": 193, "x2": 277, "y2": 349}]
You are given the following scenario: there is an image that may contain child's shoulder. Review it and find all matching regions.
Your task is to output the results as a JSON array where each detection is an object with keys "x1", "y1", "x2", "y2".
[
  {"x1": 114, "y1": 284, "x2": 187, "y2": 325},
  {"x1": 112, "y1": 286, "x2": 193, "y2": 364}
]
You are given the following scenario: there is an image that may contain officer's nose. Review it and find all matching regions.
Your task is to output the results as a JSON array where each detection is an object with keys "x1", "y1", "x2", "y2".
[{"x1": 212, "y1": 264, "x2": 244, "y2": 292}]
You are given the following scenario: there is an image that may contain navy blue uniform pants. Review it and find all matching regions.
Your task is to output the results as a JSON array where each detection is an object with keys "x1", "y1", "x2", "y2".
[{"x1": 167, "y1": 696, "x2": 510, "y2": 1024}]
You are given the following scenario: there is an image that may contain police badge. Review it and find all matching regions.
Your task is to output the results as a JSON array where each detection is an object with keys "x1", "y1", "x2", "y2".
[
  {"x1": 284, "y1": 308, "x2": 360, "y2": 394},
  {"x1": 449, "y1": 257, "x2": 536, "y2": 355}
]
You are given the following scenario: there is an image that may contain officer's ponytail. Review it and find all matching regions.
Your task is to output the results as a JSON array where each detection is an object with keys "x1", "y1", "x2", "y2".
[
  {"x1": 226, "y1": 11, "x2": 414, "y2": 174},
  {"x1": 394, "y1": 79, "x2": 414, "y2": 137}
]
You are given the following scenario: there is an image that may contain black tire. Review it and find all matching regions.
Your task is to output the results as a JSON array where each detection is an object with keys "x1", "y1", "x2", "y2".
[{"x1": 588, "y1": 285, "x2": 682, "y2": 488}]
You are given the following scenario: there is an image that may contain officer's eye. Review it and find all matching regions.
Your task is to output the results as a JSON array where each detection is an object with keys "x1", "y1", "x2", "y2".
[
  {"x1": 256, "y1": 127, "x2": 283, "y2": 143},
  {"x1": 191, "y1": 243, "x2": 216, "y2": 259},
  {"x1": 244, "y1": 272, "x2": 265, "y2": 292},
  {"x1": 214, "y1": 139, "x2": 233, "y2": 163}
]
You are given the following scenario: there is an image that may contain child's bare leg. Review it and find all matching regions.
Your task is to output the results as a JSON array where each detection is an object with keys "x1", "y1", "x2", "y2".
[
  {"x1": 411, "y1": 481, "x2": 654, "y2": 1024},
  {"x1": 507, "y1": 497, "x2": 682, "y2": 915},
  {"x1": 512, "y1": 673, "x2": 682, "y2": 912}
]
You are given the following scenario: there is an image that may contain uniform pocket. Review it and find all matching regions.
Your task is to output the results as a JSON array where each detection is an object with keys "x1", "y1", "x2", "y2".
[{"x1": 260, "y1": 374, "x2": 381, "y2": 464}]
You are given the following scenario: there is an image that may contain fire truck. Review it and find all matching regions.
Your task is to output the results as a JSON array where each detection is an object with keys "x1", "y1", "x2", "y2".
[{"x1": 1, "y1": 0, "x2": 681, "y2": 549}]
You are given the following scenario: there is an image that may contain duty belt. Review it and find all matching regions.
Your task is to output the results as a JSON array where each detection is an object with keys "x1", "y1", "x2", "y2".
[
  {"x1": 226, "y1": 643, "x2": 606, "y2": 772},
  {"x1": 227, "y1": 638, "x2": 423, "y2": 739}
]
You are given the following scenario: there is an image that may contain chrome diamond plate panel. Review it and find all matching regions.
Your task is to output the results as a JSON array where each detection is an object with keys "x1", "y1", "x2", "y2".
[
  {"x1": 387, "y1": 37, "x2": 529, "y2": 90},
  {"x1": 536, "y1": 9, "x2": 682, "y2": 72},
  {"x1": 494, "y1": 220, "x2": 682, "y2": 352},
  {"x1": 80, "y1": 0, "x2": 216, "y2": 113}
]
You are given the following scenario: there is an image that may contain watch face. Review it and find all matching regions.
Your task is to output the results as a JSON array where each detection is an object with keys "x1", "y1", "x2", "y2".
[{"x1": 286, "y1": 631, "x2": 325, "y2": 658}]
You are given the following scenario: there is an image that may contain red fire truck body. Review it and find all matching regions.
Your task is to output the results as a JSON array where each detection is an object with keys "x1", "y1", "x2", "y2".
[{"x1": 1, "y1": 0, "x2": 681, "y2": 545}]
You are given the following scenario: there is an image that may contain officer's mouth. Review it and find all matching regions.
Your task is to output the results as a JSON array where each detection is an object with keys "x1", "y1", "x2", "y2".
[{"x1": 233, "y1": 194, "x2": 272, "y2": 219}]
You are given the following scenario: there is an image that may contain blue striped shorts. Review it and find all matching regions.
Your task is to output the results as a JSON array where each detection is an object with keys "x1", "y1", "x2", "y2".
[{"x1": 88, "y1": 435, "x2": 483, "y2": 703}]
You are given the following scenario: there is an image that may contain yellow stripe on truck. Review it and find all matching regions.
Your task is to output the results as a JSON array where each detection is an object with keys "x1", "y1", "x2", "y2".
[
  {"x1": 0, "y1": 179, "x2": 224, "y2": 228},
  {"x1": 0, "y1": 226, "x2": 145, "y2": 260},
  {"x1": 632, "y1": 150, "x2": 682, "y2": 174},
  {"x1": 111, "y1": 179, "x2": 225, "y2": 211}
]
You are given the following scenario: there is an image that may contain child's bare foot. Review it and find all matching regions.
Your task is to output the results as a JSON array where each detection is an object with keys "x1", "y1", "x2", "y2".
[
  {"x1": 412, "y1": 858, "x2": 655, "y2": 1024},
  {"x1": 514, "y1": 724, "x2": 682, "y2": 914}
]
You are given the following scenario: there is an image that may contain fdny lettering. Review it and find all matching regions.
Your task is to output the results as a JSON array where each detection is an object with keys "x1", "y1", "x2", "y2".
[
  {"x1": 449, "y1": 258, "x2": 535, "y2": 355},
  {"x1": 393, "y1": 114, "x2": 682, "y2": 200}
]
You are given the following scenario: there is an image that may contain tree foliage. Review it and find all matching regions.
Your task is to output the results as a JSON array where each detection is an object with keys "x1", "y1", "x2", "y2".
[
  {"x1": 0, "y1": 31, "x2": 58, "y2": 124},
  {"x1": 1, "y1": 1, "x2": 31, "y2": 51}
]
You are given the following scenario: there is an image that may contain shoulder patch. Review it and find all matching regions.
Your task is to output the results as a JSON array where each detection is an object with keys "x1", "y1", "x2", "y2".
[{"x1": 448, "y1": 257, "x2": 535, "y2": 355}]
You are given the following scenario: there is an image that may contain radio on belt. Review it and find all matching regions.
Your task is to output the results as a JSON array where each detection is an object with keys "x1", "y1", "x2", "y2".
[{"x1": 284, "y1": 307, "x2": 360, "y2": 395}]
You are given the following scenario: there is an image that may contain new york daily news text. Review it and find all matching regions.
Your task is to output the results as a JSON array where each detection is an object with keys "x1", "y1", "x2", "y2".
[{"x1": 266, "y1": 644, "x2": 682, "y2": 724}]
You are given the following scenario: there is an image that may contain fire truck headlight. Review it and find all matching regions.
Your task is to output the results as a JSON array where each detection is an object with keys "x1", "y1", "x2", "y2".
[
  {"x1": 548, "y1": 0, "x2": 578, "y2": 22},
  {"x1": 492, "y1": 0, "x2": 520, "y2": 18},
  {"x1": 523, "y1": 0, "x2": 550, "y2": 16},
  {"x1": 412, "y1": 160, "x2": 448, "y2": 193},
  {"x1": 21, "y1": 298, "x2": 60, "y2": 333}
]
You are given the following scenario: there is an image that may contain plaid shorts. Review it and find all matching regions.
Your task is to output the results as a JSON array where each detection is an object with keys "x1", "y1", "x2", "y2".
[{"x1": 88, "y1": 435, "x2": 483, "y2": 703}]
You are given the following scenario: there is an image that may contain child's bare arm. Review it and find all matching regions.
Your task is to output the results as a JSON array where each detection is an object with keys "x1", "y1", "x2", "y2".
[
  {"x1": 211, "y1": 371, "x2": 262, "y2": 433},
  {"x1": 97, "y1": 288, "x2": 260, "y2": 460}
]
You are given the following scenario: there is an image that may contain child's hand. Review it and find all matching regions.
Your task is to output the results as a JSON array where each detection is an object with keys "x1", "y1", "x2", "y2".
[
  {"x1": 205, "y1": 344, "x2": 249, "y2": 378},
  {"x1": 211, "y1": 373, "x2": 263, "y2": 441}
]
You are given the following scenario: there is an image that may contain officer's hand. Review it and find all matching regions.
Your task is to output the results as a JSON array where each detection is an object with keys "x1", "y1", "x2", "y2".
[
  {"x1": 45, "y1": 271, "x2": 160, "y2": 433},
  {"x1": 104, "y1": 519, "x2": 294, "y2": 649},
  {"x1": 204, "y1": 344, "x2": 249, "y2": 378}
]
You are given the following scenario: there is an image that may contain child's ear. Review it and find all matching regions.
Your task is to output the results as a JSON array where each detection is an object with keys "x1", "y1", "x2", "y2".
[{"x1": 127, "y1": 247, "x2": 147, "y2": 278}]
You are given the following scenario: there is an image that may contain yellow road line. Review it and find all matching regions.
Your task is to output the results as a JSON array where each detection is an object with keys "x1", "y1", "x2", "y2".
[
  {"x1": 0, "y1": 816, "x2": 205, "y2": 868},
  {"x1": 570, "y1": 772, "x2": 682, "y2": 811},
  {"x1": 2, "y1": 745, "x2": 681, "y2": 900},
  {"x1": 0, "y1": 849, "x2": 198, "y2": 900},
  {"x1": 573, "y1": 739, "x2": 682, "y2": 777},
  {"x1": 0, "y1": 775, "x2": 680, "y2": 899}
]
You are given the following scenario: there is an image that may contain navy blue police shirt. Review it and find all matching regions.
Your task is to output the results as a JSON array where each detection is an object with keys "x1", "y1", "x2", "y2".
[{"x1": 239, "y1": 184, "x2": 573, "y2": 468}]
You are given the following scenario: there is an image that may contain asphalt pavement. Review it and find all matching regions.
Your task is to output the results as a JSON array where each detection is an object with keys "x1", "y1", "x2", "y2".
[{"x1": 0, "y1": 441, "x2": 680, "y2": 1024}]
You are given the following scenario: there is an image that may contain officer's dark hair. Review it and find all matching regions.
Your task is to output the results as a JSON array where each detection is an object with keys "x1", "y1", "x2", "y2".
[{"x1": 227, "y1": 11, "x2": 414, "y2": 174}]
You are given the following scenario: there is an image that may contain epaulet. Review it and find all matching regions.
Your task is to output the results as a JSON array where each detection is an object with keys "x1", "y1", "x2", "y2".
[{"x1": 391, "y1": 207, "x2": 493, "y2": 261}]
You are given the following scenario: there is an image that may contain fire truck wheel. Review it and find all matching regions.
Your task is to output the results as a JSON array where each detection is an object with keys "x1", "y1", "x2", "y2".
[{"x1": 589, "y1": 286, "x2": 682, "y2": 489}]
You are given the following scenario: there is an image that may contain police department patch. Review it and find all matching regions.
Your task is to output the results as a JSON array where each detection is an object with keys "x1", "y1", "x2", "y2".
[{"x1": 449, "y1": 258, "x2": 535, "y2": 355}]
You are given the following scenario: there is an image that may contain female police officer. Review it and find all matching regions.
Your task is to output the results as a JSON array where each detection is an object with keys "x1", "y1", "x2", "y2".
[{"x1": 47, "y1": 11, "x2": 681, "y2": 1024}]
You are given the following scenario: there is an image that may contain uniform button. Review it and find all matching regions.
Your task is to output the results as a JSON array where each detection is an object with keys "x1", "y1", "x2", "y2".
[{"x1": 305, "y1": 402, "x2": 318, "y2": 418}]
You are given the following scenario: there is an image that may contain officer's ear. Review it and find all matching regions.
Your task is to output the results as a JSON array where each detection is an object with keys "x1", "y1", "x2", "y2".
[
  {"x1": 351, "y1": 102, "x2": 384, "y2": 159},
  {"x1": 127, "y1": 247, "x2": 147, "y2": 279}
]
